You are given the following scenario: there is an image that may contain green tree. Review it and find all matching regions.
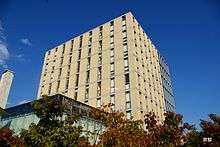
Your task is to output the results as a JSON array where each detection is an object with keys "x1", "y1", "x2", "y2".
[{"x1": 20, "y1": 95, "x2": 90, "y2": 147}]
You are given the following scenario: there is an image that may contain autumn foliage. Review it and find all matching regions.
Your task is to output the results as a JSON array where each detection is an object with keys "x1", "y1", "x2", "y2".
[{"x1": 0, "y1": 99, "x2": 219, "y2": 147}]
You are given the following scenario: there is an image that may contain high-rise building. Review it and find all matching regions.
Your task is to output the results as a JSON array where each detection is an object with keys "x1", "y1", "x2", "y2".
[
  {"x1": 0, "y1": 70, "x2": 14, "y2": 108},
  {"x1": 37, "y1": 12, "x2": 175, "y2": 121}
]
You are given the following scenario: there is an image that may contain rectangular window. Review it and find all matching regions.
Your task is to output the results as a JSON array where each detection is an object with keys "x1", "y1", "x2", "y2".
[
  {"x1": 122, "y1": 20, "x2": 126, "y2": 26},
  {"x1": 48, "y1": 83, "x2": 52, "y2": 95},
  {"x1": 110, "y1": 63, "x2": 114, "y2": 73},
  {"x1": 110, "y1": 30, "x2": 114, "y2": 36},
  {"x1": 126, "y1": 102, "x2": 131, "y2": 109},
  {"x1": 77, "y1": 61, "x2": 80, "y2": 72},
  {"x1": 69, "y1": 56, "x2": 72, "y2": 64},
  {"x1": 97, "y1": 98, "x2": 101, "y2": 108},
  {"x1": 123, "y1": 45, "x2": 128, "y2": 52},
  {"x1": 56, "y1": 80, "x2": 60, "y2": 92},
  {"x1": 78, "y1": 49, "x2": 81, "y2": 60},
  {"x1": 110, "y1": 49, "x2": 114, "y2": 57},
  {"x1": 125, "y1": 73, "x2": 130, "y2": 84},
  {"x1": 111, "y1": 87, "x2": 115, "y2": 93},
  {"x1": 122, "y1": 25, "x2": 126, "y2": 31},
  {"x1": 65, "y1": 78, "x2": 69, "y2": 90},
  {"x1": 110, "y1": 78, "x2": 115, "y2": 87},
  {"x1": 62, "y1": 44, "x2": 65, "y2": 54},
  {"x1": 97, "y1": 82, "x2": 101, "y2": 97},
  {"x1": 123, "y1": 32, "x2": 127, "y2": 38},
  {"x1": 85, "y1": 88, "x2": 89, "y2": 99},
  {"x1": 110, "y1": 43, "x2": 114, "y2": 48},
  {"x1": 97, "y1": 70, "x2": 101, "y2": 80},
  {"x1": 88, "y1": 38, "x2": 92, "y2": 45},
  {"x1": 79, "y1": 36, "x2": 83, "y2": 48},
  {"x1": 126, "y1": 111, "x2": 131, "y2": 119},
  {"x1": 75, "y1": 74, "x2": 79, "y2": 87},
  {"x1": 110, "y1": 56, "x2": 114, "y2": 63},
  {"x1": 88, "y1": 48, "x2": 91, "y2": 56},
  {"x1": 58, "y1": 68, "x2": 62, "y2": 78},
  {"x1": 110, "y1": 94, "x2": 115, "y2": 104},
  {"x1": 86, "y1": 70, "x2": 90, "y2": 83},
  {"x1": 125, "y1": 92, "x2": 130, "y2": 102},
  {"x1": 89, "y1": 31, "x2": 92, "y2": 36},
  {"x1": 124, "y1": 57, "x2": 128, "y2": 67},
  {"x1": 74, "y1": 91, "x2": 78, "y2": 100},
  {"x1": 110, "y1": 37, "x2": 114, "y2": 43}
]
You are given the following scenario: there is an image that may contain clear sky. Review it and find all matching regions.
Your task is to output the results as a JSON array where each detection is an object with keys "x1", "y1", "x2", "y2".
[{"x1": 0, "y1": 0, "x2": 219, "y2": 126}]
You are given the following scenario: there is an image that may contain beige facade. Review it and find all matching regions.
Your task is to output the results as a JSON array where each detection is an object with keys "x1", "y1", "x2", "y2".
[
  {"x1": 37, "y1": 12, "x2": 171, "y2": 121},
  {"x1": 0, "y1": 70, "x2": 14, "y2": 108}
]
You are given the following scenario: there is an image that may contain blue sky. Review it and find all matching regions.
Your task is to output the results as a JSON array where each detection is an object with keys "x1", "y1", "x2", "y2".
[{"x1": 0, "y1": 0, "x2": 219, "y2": 125}]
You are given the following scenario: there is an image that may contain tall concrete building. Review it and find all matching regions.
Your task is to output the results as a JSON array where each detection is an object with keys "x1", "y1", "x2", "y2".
[
  {"x1": 37, "y1": 12, "x2": 175, "y2": 121},
  {"x1": 0, "y1": 70, "x2": 14, "y2": 108}
]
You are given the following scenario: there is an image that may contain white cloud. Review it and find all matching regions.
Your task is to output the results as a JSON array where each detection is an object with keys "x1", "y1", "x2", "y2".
[
  {"x1": 0, "y1": 44, "x2": 9, "y2": 68},
  {"x1": 14, "y1": 53, "x2": 25, "y2": 61},
  {"x1": 20, "y1": 38, "x2": 32, "y2": 46},
  {"x1": 0, "y1": 21, "x2": 9, "y2": 69}
]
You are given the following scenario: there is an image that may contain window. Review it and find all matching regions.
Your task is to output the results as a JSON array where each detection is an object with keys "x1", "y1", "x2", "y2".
[
  {"x1": 110, "y1": 21, "x2": 114, "y2": 26},
  {"x1": 125, "y1": 73, "x2": 130, "y2": 84},
  {"x1": 122, "y1": 25, "x2": 126, "y2": 31},
  {"x1": 110, "y1": 63, "x2": 114, "y2": 75},
  {"x1": 89, "y1": 31, "x2": 92, "y2": 36},
  {"x1": 69, "y1": 56, "x2": 72, "y2": 64},
  {"x1": 88, "y1": 39, "x2": 92, "y2": 47},
  {"x1": 126, "y1": 102, "x2": 131, "y2": 109},
  {"x1": 97, "y1": 67, "x2": 102, "y2": 80},
  {"x1": 123, "y1": 45, "x2": 128, "y2": 52},
  {"x1": 99, "y1": 26, "x2": 103, "y2": 31},
  {"x1": 110, "y1": 56, "x2": 114, "y2": 63},
  {"x1": 110, "y1": 94, "x2": 115, "y2": 111},
  {"x1": 71, "y1": 39, "x2": 74, "y2": 47},
  {"x1": 110, "y1": 37, "x2": 114, "y2": 43},
  {"x1": 65, "y1": 78, "x2": 69, "y2": 90},
  {"x1": 58, "y1": 68, "x2": 62, "y2": 78},
  {"x1": 48, "y1": 83, "x2": 52, "y2": 95},
  {"x1": 110, "y1": 43, "x2": 114, "y2": 48},
  {"x1": 56, "y1": 80, "x2": 60, "y2": 92},
  {"x1": 110, "y1": 78, "x2": 115, "y2": 87},
  {"x1": 77, "y1": 61, "x2": 80, "y2": 72},
  {"x1": 97, "y1": 98, "x2": 101, "y2": 108},
  {"x1": 110, "y1": 78, "x2": 115, "y2": 93},
  {"x1": 87, "y1": 57, "x2": 91, "y2": 69},
  {"x1": 124, "y1": 57, "x2": 128, "y2": 67},
  {"x1": 60, "y1": 57, "x2": 63, "y2": 66},
  {"x1": 88, "y1": 48, "x2": 91, "y2": 56},
  {"x1": 75, "y1": 74, "x2": 79, "y2": 87},
  {"x1": 122, "y1": 15, "x2": 126, "y2": 21},
  {"x1": 78, "y1": 49, "x2": 81, "y2": 60},
  {"x1": 110, "y1": 31, "x2": 114, "y2": 36},
  {"x1": 98, "y1": 56, "x2": 102, "y2": 65},
  {"x1": 123, "y1": 31, "x2": 127, "y2": 38},
  {"x1": 110, "y1": 94, "x2": 115, "y2": 104},
  {"x1": 97, "y1": 82, "x2": 101, "y2": 97},
  {"x1": 85, "y1": 88, "x2": 89, "y2": 99},
  {"x1": 125, "y1": 92, "x2": 130, "y2": 102},
  {"x1": 86, "y1": 70, "x2": 90, "y2": 83},
  {"x1": 126, "y1": 111, "x2": 131, "y2": 119},
  {"x1": 110, "y1": 49, "x2": 114, "y2": 56},
  {"x1": 62, "y1": 44, "x2": 65, "y2": 54},
  {"x1": 74, "y1": 91, "x2": 78, "y2": 100},
  {"x1": 79, "y1": 36, "x2": 83, "y2": 48}
]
